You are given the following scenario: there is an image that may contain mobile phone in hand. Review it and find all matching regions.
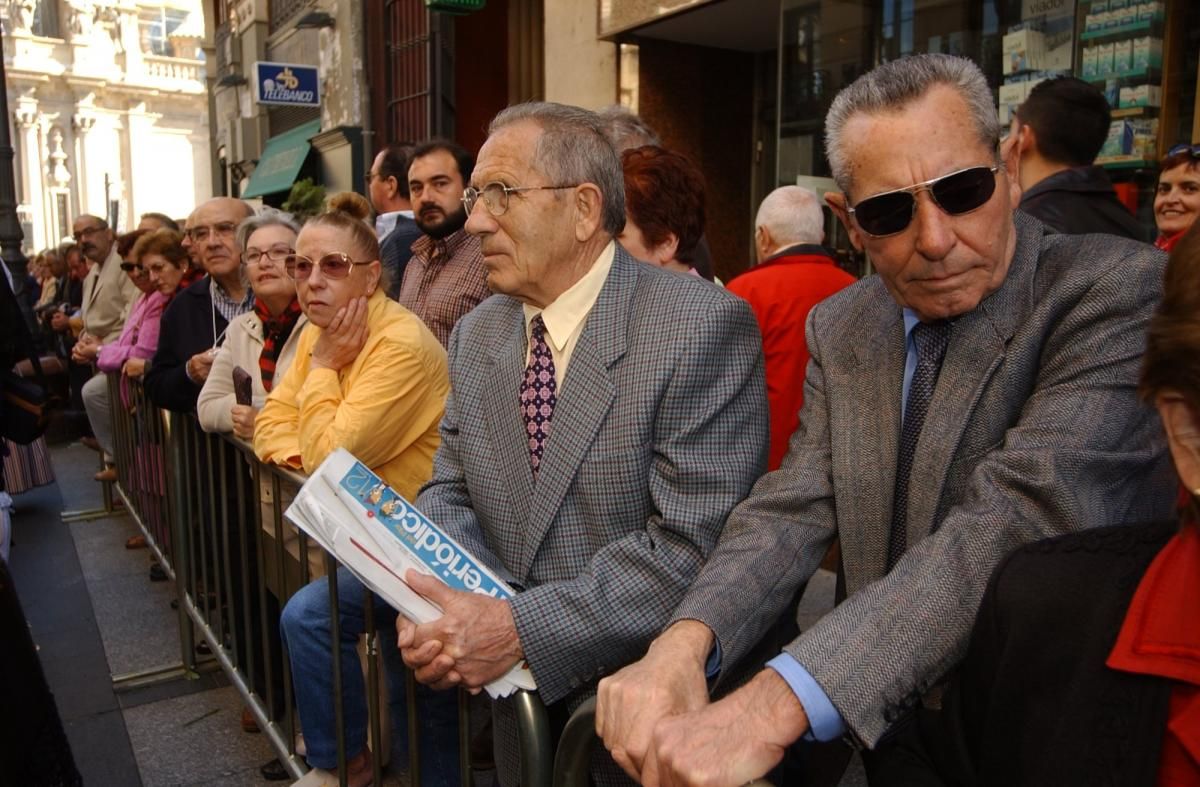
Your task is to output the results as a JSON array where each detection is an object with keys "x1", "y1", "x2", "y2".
[{"x1": 232, "y1": 366, "x2": 253, "y2": 406}]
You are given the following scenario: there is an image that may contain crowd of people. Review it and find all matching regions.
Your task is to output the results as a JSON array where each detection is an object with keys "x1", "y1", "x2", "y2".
[{"x1": 2, "y1": 51, "x2": 1199, "y2": 787}]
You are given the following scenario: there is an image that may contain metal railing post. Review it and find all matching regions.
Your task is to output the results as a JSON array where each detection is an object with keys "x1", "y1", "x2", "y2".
[
  {"x1": 406, "y1": 668, "x2": 422, "y2": 786},
  {"x1": 514, "y1": 690, "x2": 553, "y2": 787},
  {"x1": 364, "y1": 594, "x2": 384, "y2": 787},
  {"x1": 551, "y1": 696, "x2": 595, "y2": 787},
  {"x1": 326, "y1": 551, "x2": 348, "y2": 787},
  {"x1": 166, "y1": 410, "x2": 196, "y2": 672}
]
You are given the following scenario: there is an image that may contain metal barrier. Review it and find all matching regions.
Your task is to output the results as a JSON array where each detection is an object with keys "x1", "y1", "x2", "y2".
[
  {"x1": 106, "y1": 375, "x2": 783, "y2": 787},
  {"x1": 105, "y1": 374, "x2": 565, "y2": 786}
]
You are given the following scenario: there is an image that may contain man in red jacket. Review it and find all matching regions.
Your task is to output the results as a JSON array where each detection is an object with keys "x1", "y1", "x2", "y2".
[{"x1": 727, "y1": 186, "x2": 856, "y2": 470}]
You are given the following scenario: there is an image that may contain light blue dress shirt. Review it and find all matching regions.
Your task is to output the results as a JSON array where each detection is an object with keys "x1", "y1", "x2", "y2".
[
  {"x1": 374, "y1": 209, "x2": 415, "y2": 242},
  {"x1": 765, "y1": 307, "x2": 923, "y2": 742}
]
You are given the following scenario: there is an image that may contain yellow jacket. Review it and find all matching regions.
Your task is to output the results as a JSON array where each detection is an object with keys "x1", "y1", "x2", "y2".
[{"x1": 254, "y1": 289, "x2": 449, "y2": 500}]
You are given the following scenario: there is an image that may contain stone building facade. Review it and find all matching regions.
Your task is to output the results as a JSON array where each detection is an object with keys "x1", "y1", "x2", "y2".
[{"x1": 3, "y1": 0, "x2": 210, "y2": 251}]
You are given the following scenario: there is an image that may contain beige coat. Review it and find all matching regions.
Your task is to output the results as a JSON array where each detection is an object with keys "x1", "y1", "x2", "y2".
[
  {"x1": 196, "y1": 309, "x2": 307, "y2": 434},
  {"x1": 81, "y1": 246, "x2": 140, "y2": 343}
]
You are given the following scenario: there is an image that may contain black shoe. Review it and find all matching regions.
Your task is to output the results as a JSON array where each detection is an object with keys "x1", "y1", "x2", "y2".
[
  {"x1": 259, "y1": 758, "x2": 289, "y2": 781},
  {"x1": 196, "y1": 640, "x2": 212, "y2": 656},
  {"x1": 170, "y1": 597, "x2": 179, "y2": 610},
  {"x1": 149, "y1": 563, "x2": 168, "y2": 582}
]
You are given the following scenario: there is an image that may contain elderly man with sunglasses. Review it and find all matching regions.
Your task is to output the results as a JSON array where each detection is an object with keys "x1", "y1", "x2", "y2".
[
  {"x1": 595, "y1": 53, "x2": 1177, "y2": 787},
  {"x1": 146, "y1": 197, "x2": 255, "y2": 413}
]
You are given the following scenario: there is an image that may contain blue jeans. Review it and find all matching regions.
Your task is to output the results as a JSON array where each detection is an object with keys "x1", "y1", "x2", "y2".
[{"x1": 280, "y1": 567, "x2": 462, "y2": 786}]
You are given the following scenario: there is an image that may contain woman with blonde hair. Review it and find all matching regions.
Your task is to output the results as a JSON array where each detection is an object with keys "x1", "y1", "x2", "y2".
[{"x1": 255, "y1": 192, "x2": 456, "y2": 787}]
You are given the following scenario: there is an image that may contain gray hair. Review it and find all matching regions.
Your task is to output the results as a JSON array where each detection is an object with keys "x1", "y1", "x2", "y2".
[
  {"x1": 825, "y1": 54, "x2": 1000, "y2": 195},
  {"x1": 489, "y1": 102, "x2": 626, "y2": 236},
  {"x1": 756, "y1": 186, "x2": 824, "y2": 247},
  {"x1": 597, "y1": 104, "x2": 661, "y2": 152},
  {"x1": 236, "y1": 208, "x2": 301, "y2": 252}
]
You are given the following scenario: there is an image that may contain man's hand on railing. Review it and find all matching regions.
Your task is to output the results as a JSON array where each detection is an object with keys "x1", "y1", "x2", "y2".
[
  {"x1": 71, "y1": 333, "x2": 100, "y2": 364},
  {"x1": 230, "y1": 404, "x2": 258, "y2": 441},
  {"x1": 642, "y1": 670, "x2": 808, "y2": 787},
  {"x1": 596, "y1": 620, "x2": 712, "y2": 782},
  {"x1": 122, "y1": 358, "x2": 147, "y2": 378},
  {"x1": 186, "y1": 349, "x2": 217, "y2": 384},
  {"x1": 396, "y1": 568, "x2": 524, "y2": 692}
]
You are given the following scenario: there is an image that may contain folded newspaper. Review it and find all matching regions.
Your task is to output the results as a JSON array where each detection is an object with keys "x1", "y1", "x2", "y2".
[{"x1": 285, "y1": 448, "x2": 536, "y2": 698}]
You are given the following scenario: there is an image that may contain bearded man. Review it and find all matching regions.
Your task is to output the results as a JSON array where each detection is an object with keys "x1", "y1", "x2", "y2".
[{"x1": 396, "y1": 139, "x2": 490, "y2": 347}]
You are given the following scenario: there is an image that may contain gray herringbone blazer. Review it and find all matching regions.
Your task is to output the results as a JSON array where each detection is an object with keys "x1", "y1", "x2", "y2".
[
  {"x1": 672, "y1": 212, "x2": 1177, "y2": 746},
  {"x1": 416, "y1": 245, "x2": 769, "y2": 784}
]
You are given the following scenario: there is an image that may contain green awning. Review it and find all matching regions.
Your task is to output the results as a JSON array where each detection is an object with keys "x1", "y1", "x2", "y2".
[{"x1": 241, "y1": 119, "x2": 322, "y2": 199}]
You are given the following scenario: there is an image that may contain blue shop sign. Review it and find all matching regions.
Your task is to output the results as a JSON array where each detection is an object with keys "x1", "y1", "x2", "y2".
[{"x1": 253, "y1": 62, "x2": 321, "y2": 107}]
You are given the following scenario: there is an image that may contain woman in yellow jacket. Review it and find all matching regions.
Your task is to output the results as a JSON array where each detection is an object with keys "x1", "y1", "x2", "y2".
[
  {"x1": 253, "y1": 192, "x2": 457, "y2": 787},
  {"x1": 254, "y1": 193, "x2": 448, "y2": 497}
]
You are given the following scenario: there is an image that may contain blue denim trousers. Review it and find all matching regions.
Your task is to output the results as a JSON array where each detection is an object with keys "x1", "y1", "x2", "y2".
[{"x1": 280, "y1": 567, "x2": 462, "y2": 786}]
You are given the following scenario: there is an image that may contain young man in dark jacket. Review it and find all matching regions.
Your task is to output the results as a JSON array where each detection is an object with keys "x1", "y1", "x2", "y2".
[{"x1": 1007, "y1": 77, "x2": 1145, "y2": 240}]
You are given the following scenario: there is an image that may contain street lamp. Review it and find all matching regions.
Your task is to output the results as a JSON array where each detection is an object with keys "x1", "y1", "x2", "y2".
[{"x1": 0, "y1": 37, "x2": 29, "y2": 305}]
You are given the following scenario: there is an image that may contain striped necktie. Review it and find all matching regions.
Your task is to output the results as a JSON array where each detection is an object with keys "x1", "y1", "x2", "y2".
[{"x1": 887, "y1": 320, "x2": 952, "y2": 570}]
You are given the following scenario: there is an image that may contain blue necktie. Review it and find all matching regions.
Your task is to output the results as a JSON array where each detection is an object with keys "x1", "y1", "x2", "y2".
[
  {"x1": 887, "y1": 320, "x2": 952, "y2": 570},
  {"x1": 520, "y1": 315, "x2": 557, "y2": 478}
]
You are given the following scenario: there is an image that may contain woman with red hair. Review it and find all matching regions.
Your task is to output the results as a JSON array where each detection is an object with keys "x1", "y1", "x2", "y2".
[{"x1": 619, "y1": 145, "x2": 712, "y2": 280}]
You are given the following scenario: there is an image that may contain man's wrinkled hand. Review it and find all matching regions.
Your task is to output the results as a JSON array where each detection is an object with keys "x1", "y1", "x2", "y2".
[
  {"x1": 122, "y1": 357, "x2": 147, "y2": 378},
  {"x1": 644, "y1": 670, "x2": 809, "y2": 787},
  {"x1": 596, "y1": 621, "x2": 712, "y2": 782},
  {"x1": 311, "y1": 296, "x2": 369, "y2": 371},
  {"x1": 396, "y1": 569, "x2": 523, "y2": 692},
  {"x1": 71, "y1": 334, "x2": 100, "y2": 364},
  {"x1": 187, "y1": 349, "x2": 216, "y2": 383},
  {"x1": 230, "y1": 404, "x2": 258, "y2": 440}
]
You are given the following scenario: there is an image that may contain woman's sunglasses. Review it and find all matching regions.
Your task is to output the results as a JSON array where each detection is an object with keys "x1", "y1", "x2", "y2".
[
  {"x1": 119, "y1": 261, "x2": 145, "y2": 274},
  {"x1": 1166, "y1": 143, "x2": 1200, "y2": 159},
  {"x1": 848, "y1": 165, "x2": 1000, "y2": 238},
  {"x1": 284, "y1": 252, "x2": 373, "y2": 281}
]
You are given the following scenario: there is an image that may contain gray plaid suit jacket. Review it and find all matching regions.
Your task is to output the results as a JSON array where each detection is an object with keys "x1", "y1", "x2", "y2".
[
  {"x1": 416, "y1": 245, "x2": 769, "y2": 784},
  {"x1": 672, "y1": 212, "x2": 1178, "y2": 747}
]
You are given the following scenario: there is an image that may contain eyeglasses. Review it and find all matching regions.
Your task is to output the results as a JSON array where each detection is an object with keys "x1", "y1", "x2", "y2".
[
  {"x1": 848, "y1": 165, "x2": 1000, "y2": 238},
  {"x1": 284, "y1": 252, "x2": 374, "y2": 281},
  {"x1": 243, "y1": 244, "x2": 294, "y2": 267},
  {"x1": 364, "y1": 170, "x2": 385, "y2": 190},
  {"x1": 1167, "y1": 143, "x2": 1200, "y2": 159},
  {"x1": 188, "y1": 222, "x2": 239, "y2": 244},
  {"x1": 462, "y1": 182, "x2": 580, "y2": 217},
  {"x1": 119, "y1": 261, "x2": 144, "y2": 273},
  {"x1": 73, "y1": 225, "x2": 105, "y2": 242}
]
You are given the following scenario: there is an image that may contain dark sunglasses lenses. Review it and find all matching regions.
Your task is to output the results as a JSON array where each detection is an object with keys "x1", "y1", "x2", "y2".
[
  {"x1": 854, "y1": 167, "x2": 997, "y2": 236},
  {"x1": 853, "y1": 192, "x2": 915, "y2": 237},
  {"x1": 932, "y1": 166, "x2": 997, "y2": 215},
  {"x1": 120, "y1": 262, "x2": 143, "y2": 273},
  {"x1": 1167, "y1": 144, "x2": 1200, "y2": 158}
]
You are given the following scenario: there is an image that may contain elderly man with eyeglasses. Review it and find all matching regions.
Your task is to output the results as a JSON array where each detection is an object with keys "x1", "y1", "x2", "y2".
[
  {"x1": 145, "y1": 197, "x2": 255, "y2": 413},
  {"x1": 67, "y1": 214, "x2": 142, "y2": 448},
  {"x1": 594, "y1": 53, "x2": 1179, "y2": 787},
  {"x1": 392, "y1": 102, "x2": 769, "y2": 787}
]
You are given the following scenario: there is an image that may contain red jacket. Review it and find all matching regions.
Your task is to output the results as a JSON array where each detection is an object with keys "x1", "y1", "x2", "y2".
[{"x1": 727, "y1": 245, "x2": 856, "y2": 470}]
